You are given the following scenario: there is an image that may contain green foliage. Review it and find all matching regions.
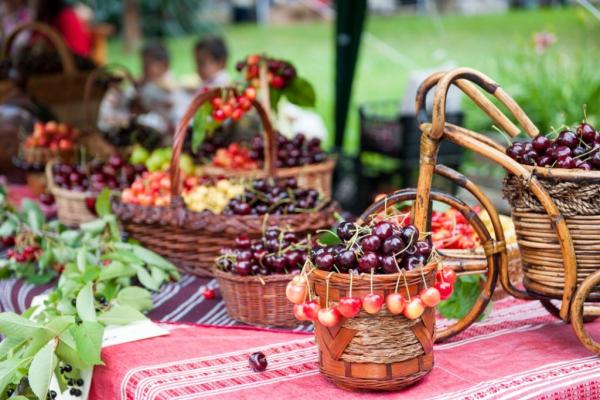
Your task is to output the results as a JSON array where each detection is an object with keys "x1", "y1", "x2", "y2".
[
  {"x1": 271, "y1": 76, "x2": 317, "y2": 111},
  {"x1": 438, "y1": 275, "x2": 490, "y2": 321}
]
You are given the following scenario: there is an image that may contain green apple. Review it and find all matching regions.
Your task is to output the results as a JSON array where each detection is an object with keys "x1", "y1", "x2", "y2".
[
  {"x1": 130, "y1": 145, "x2": 150, "y2": 165},
  {"x1": 179, "y1": 154, "x2": 195, "y2": 175}
]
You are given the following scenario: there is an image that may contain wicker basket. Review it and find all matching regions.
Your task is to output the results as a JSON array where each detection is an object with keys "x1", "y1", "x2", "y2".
[
  {"x1": 503, "y1": 173, "x2": 600, "y2": 301},
  {"x1": 45, "y1": 162, "x2": 96, "y2": 227},
  {"x1": 0, "y1": 22, "x2": 104, "y2": 130},
  {"x1": 113, "y1": 87, "x2": 338, "y2": 277},
  {"x1": 213, "y1": 268, "x2": 299, "y2": 326},
  {"x1": 309, "y1": 263, "x2": 436, "y2": 391}
]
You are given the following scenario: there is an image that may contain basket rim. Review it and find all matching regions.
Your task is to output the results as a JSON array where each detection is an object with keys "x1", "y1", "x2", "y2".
[
  {"x1": 213, "y1": 267, "x2": 295, "y2": 283},
  {"x1": 200, "y1": 156, "x2": 336, "y2": 177},
  {"x1": 520, "y1": 164, "x2": 600, "y2": 181},
  {"x1": 311, "y1": 262, "x2": 437, "y2": 284}
]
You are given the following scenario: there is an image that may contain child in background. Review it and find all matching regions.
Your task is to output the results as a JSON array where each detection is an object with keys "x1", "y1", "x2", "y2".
[{"x1": 194, "y1": 36, "x2": 231, "y2": 89}]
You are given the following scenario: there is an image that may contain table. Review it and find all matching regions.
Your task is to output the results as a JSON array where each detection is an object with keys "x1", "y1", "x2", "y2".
[{"x1": 91, "y1": 297, "x2": 600, "y2": 400}]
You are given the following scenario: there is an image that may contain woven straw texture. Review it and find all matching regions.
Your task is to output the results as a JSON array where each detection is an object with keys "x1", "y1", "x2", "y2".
[
  {"x1": 503, "y1": 175, "x2": 600, "y2": 300},
  {"x1": 46, "y1": 163, "x2": 96, "y2": 226},
  {"x1": 213, "y1": 268, "x2": 301, "y2": 327},
  {"x1": 309, "y1": 264, "x2": 436, "y2": 391}
]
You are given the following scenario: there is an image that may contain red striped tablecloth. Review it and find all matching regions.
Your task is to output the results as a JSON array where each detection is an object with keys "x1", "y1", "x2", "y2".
[{"x1": 91, "y1": 297, "x2": 600, "y2": 400}]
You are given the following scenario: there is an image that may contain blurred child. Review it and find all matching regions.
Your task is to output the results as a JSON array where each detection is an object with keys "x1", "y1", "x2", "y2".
[{"x1": 194, "y1": 36, "x2": 230, "y2": 89}]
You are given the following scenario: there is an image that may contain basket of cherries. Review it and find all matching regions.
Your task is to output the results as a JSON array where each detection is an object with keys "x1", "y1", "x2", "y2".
[{"x1": 284, "y1": 199, "x2": 456, "y2": 391}]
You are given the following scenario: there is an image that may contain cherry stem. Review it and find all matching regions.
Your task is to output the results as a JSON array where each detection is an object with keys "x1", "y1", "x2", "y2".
[
  {"x1": 349, "y1": 272, "x2": 353, "y2": 298},
  {"x1": 402, "y1": 270, "x2": 411, "y2": 301},
  {"x1": 419, "y1": 263, "x2": 428, "y2": 289},
  {"x1": 325, "y1": 271, "x2": 334, "y2": 307},
  {"x1": 370, "y1": 268, "x2": 374, "y2": 294},
  {"x1": 394, "y1": 273, "x2": 401, "y2": 294}
]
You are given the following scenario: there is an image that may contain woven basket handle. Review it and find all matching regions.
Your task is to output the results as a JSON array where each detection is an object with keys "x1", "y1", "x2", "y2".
[
  {"x1": 415, "y1": 67, "x2": 538, "y2": 140},
  {"x1": 3, "y1": 22, "x2": 77, "y2": 75},
  {"x1": 169, "y1": 87, "x2": 276, "y2": 200},
  {"x1": 82, "y1": 64, "x2": 138, "y2": 131}
]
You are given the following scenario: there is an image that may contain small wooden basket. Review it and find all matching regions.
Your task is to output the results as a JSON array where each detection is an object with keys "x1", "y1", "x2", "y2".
[
  {"x1": 503, "y1": 171, "x2": 600, "y2": 300},
  {"x1": 213, "y1": 268, "x2": 299, "y2": 327},
  {"x1": 309, "y1": 263, "x2": 436, "y2": 391},
  {"x1": 45, "y1": 162, "x2": 95, "y2": 227},
  {"x1": 113, "y1": 87, "x2": 338, "y2": 277}
]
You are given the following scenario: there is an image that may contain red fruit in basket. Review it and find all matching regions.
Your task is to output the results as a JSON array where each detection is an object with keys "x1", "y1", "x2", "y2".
[
  {"x1": 231, "y1": 108, "x2": 244, "y2": 121},
  {"x1": 284, "y1": 250, "x2": 302, "y2": 268},
  {"x1": 234, "y1": 261, "x2": 252, "y2": 276},
  {"x1": 382, "y1": 235, "x2": 405, "y2": 254},
  {"x1": 85, "y1": 197, "x2": 97, "y2": 215},
  {"x1": 303, "y1": 300, "x2": 321, "y2": 321},
  {"x1": 381, "y1": 255, "x2": 399, "y2": 274},
  {"x1": 314, "y1": 252, "x2": 334, "y2": 271},
  {"x1": 244, "y1": 87, "x2": 257, "y2": 100},
  {"x1": 317, "y1": 307, "x2": 341, "y2": 327},
  {"x1": 293, "y1": 303, "x2": 309, "y2": 321},
  {"x1": 358, "y1": 252, "x2": 379, "y2": 273},
  {"x1": 557, "y1": 130, "x2": 578, "y2": 148},
  {"x1": 531, "y1": 135, "x2": 551, "y2": 154},
  {"x1": 416, "y1": 241, "x2": 433, "y2": 259},
  {"x1": 202, "y1": 288, "x2": 216, "y2": 300},
  {"x1": 436, "y1": 281, "x2": 453, "y2": 300},
  {"x1": 335, "y1": 250, "x2": 357, "y2": 271},
  {"x1": 373, "y1": 221, "x2": 394, "y2": 240},
  {"x1": 234, "y1": 235, "x2": 251, "y2": 250},
  {"x1": 285, "y1": 276, "x2": 307, "y2": 304},
  {"x1": 1, "y1": 236, "x2": 15, "y2": 246},
  {"x1": 577, "y1": 122, "x2": 597, "y2": 143},
  {"x1": 363, "y1": 293, "x2": 383, "y2": 314},
  {"x1": 336, "y1": 222, "x2": 357, "y2": 241},
  {"x1": 212, "y1": 109, "x2": 226, "y2": 122},
  {"x1": 39, "y1": 192, "x2": 55, "y2": 206},
  {"x1": 249, "y1": 352, "x2": 268, "y2": 372},
  {"x1": 401, "y1": 225, "x2": 419, "y2": 246},
  {"x1": 441, "y1": 268, "x2": 457, "y2": 285},
  {"x1": 386, "y1": 293, "x2": 406, "y2": 314},
  {"x1": 360, "y1": 235, "x2": 381, "y2": 252},
  {"x1": 337, "y1": 297, "x2": 362, "y2": 318},
  {"x1": 404, "y1": 297, "x2": 425, "y2": 320},
  {"x1": 420, "y1": 287, "x2": 441, "y2": 307},
  {"x1": 591, "y1": 152, "x2": 600, "y2": 168},
  {"x1": 556, "y1": 156, "x2": 575, "y2": 169}
]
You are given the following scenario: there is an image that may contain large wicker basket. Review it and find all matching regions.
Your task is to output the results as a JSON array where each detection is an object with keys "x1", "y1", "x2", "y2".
[
  {"x1": 503, "y1": 172, "x2": 600, "y2": 301},
  {"x1": 45, "y1": 162, "x2": 96, "y2": 226},
  {"x1": 213, "y1": 268, "x2": 299, "y2": 326},
  {"x1": 309, "y1": 263, "x2": 436, "y2": 391},
  {"x1": 0, "y1": 22, "x2": 104, "y2": 130},
  {"x1": 113, "y1": 87, "x2": 338, "y2": 277}
]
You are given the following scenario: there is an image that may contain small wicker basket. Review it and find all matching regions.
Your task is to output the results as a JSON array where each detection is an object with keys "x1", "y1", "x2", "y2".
[
  {"x1": 45, "y1": 162, "x2": 96, "y2": 227},
  {"x1": 309, "y1": 263, "x2": 436, "y2": 391},
  {"x1": 113, "y1": 87, "x2": 338, "y2": 277},
  {"x1": 214, "y1": 268, "x2": 299, "y2": 327}
]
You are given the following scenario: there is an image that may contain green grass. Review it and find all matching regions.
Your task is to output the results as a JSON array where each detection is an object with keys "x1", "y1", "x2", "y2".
[{"x1": 107, "y1": 6, "x2": 600, "y2": 152}]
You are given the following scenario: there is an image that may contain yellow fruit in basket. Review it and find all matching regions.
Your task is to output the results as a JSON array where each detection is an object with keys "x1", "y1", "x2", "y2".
[{"x1": 179, "y1": 154, "x2": 195, "y2": 175}]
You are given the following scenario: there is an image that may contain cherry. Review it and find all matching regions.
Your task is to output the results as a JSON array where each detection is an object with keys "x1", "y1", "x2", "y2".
[
  {"x1": 212, "y1": 109, "x2": 226, "y2": 122},
  {"x1": 404, "y1": 298, "x2": 425, "y2": 320},
  {"x1": 358, "y1": 252, "x2": 379, "y2": 273},
  {"x1": 420, "y1": 287, "x2": 441, "y2": 307},
  {"x1": 236, "y1": 250, "x2": 253, "y2": 262},
  {"x1": 380, "y1": 255, "x2": 399, "y2": 273},
  {"x1": 318, "y1": 307, "x2": 341, "y2": 327},
  {"x1": 302, "y1": 300, "x2": 320, "y2": 321},
  {"x1": 293, "y1": 303, "x2": 309, "y2": 321},
  {"x1": 401, "y1": 255, "x2": 424, "y2": 270},
  {"x1": 202, "y1": 288, "x2": 216, "y2": 300},
  {"x1": 249, "y1": 352, "x2": 268, "y2": 372},
  {"x1": 234, "y1": 235, "x2": 251, "y2": 249},
  {"x1": 415, "y1": 241, "x2": 432, "y2": 259},
  {"x1": 337, "y1": 297, "x2": 362, "y2": 318},
  {"x1": 234, "y1": 261, "x2": 252, "y2": 276},
  {"x1": 265, "y1": 228, "x2": 281, "y2": 240},
  {"x1": 386, "y1": 293, "x2": 406, "y2": 314},
  {"x1": 436, "y1": 281, "x2": 453, "y2": 300},
  {"x1": 269, "y1": 255, "x2": 287, "y2": 272},
  {"x1": 591, "y1": 152, "x2": 600, "y2": 168},
  {"x1": 556, "y1": 156, "x2": 574, "y2": 169},
  {"x1": 335, "y1": 250, "x2": 357, "y2": 271},
  {"x1": 401, "y1": 225, "x2": 419, "y2": 246},
  {"x1": 578, "y1": 122, "x2": 597, "y2": 143},
  {"x1": 363, "y1": 293, "x2": 383, "y2": 314},
  {"x1": 315, "y1": 253, "x2": 334, "y2": 271},
  {"x1": 85, "y1": 197, "x2": 97, "y2": 214},
  {"x1": 532, "y1": 135, "x2": 551, "y2": 154},
  {"x1": 283, "y1": 231, "x2": 298, "y2": 243},
  {"x1": 284, "y1": 250, "x2": 302, "y2": 268},
  {"x1": 373, "y1": 222, "x2": 394, "y2": 240},
  {"x1": 360, "y1": 234, "x2": 381, "y2": 252},
  {"x1": 557, "y1": 130, "x2": 578, "y2": 148},
  {"x1": 555, "y1": 146, "x2": 572, "y2": 158},
  {"x1": 579, "y1": 161, "x2": 592, "y2": 171},
  {"x1": 438, "y1": 267, "x2": 457, "y2": 285},
  {"x1": 573, "y1": 146, "x2": 587, "y2": 157},
  {"x1": 337, "y1": 222, "x2": 357, "y2": 240},
  {"x1": 537, "y1": 155, "x2": 553, "y2": 167},
  {"x1": 382, "y1": 235, "x2": 404, "y2": 254},
  {"x1": 285, "y1": 276, "x2": 307, "y2": 304}
]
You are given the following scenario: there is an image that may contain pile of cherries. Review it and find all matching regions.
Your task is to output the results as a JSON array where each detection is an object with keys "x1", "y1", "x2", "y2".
[
  {"x1": 211, "y1": 143, "x2": 258, "y2": 170},
  {"x1": 52, "y1": 155, "x2": 145, "y2": 193},
  {"x1": 248, "y1": 133, "x2": 327, "y2": 168},
  {"x1": 216, "y1": 228, "x2": 308, "y2": 276},
  {"x1": 506, "y1": 121, "x2": 600, "y2": 170},
  {"x1": 223, "y1": 177, "x2": 322, "y2": 216},
  {"x1": 236, "y1": 54, "x2": 297, "y2": 89},
  {"x1": 209, "y1": 87, "x2": 256, "y2": 123},
  {"x1": 312, "y1": 221, "x2": 432, "y2": 274},
  {"x1": 7, "y1": 244, "x2": 40, "y2": 263}
]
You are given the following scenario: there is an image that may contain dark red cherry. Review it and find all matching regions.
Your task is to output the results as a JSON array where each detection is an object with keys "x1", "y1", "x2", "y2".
[
  {"x1": 358, "y1": 252, "x2": 379, "y2": 273},
  {"x1": 579, "y1": 161, "x2": 592, "y2": 171},
  {"x1": 236, "y1": 250, "x2": 253, "y2": 262},
  {"x1": 556, "y1": 156, "x2": 575, "y2": 169},
  {"x1": 235, "y1": 261, "x2": 252, "y2": 276},
  {"x1": 532, "y1": 135, "x2": 551, "y2": 154},
  {"x1": 572, "y1": 146, "x2": 587, "y2": 157},
  {"x1": 416, "y1": 241, "x2": 433, "y2": 259},
  {"x1": 555, "y1": 146, "x2": 572, "y2": 158},
  {"x1": 337, "y1": 222, "x2": 357, "y2": 240},
  {"x1": 400, "y1": 225, "x2": 419, "y2": 247},
  {"x1": 360, "y1": 235, "x2": 381, "y2": 252},
  {"x1": 402, "y1": 255, "x2": 425, "y2": 271},
  {"x1": 249, "y1": 352, "x2": 268, "y2": 372},
  {"x1": 381, "y1": 255, "x2": 399, "y2": 273},
  {"x1": 335, "y1": 250, "x2": 356, "y2": 270},
  {"x1": 284, "y1": 250, "x2": 302, "y2": 268},
  {"x1": 382, "y1": 235, "x2": 404, "y2": 254},
  {"x1": 373, "y1": 222, "x2": 394, "y2": 240},
  {"x1": 537, "y1": 156, "x2": 553, "y2": 167},
  {"x1": 315, "y1": 253, "x2": 334, "y2": 271},
  {"x1": 577, "y1": 122, "x2": 597, "y2": 143},
  {"x1": 557, "y1": 130, "x2": 578, "y2": 148},
  {"x1": 591, "y1": 152, "x2": 600, "y2": 168},
  {"x1": 235, "y1": 235, "x2": 251, "y2": 249}
]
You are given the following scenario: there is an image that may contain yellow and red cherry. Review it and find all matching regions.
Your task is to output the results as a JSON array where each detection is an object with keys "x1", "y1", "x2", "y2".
[
  {"x1": 363, "y1": 293, "x2": 384, "y2": 314},
  {"x1": 420, "y1": 287, "x2": 441, "y2": 307},
  {"x1": 435, "y1": 281, "x2": 453, "y2": 300},
  {"x1": 318, "y1": 307, "x2": 341, "y2": 327},
  {"x1": 385, "y1": 293, "x2": 406, "y2": 314},
  {"x1": 337, "y1": 297, "x2": 362, "y2": 318},
  {"x1": 442, "y1": 268, "x2": 457, "y2": 285},
  {"x1": 404, "y1": 297, "x2": 425, "y2": 320},
  {"x1": 293, "y1": 304, "x2": 309, "y2": 321},
  {"x1": 285, "y1": 276, "x2": 307, "y2": 304},
  {"x1": 302, "y1": 300, "x2": 321, "y2": 321}
]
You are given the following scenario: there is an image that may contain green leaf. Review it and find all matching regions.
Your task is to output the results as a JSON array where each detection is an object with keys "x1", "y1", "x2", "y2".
[
  {"x1": 120, "y1": 243, "x2": 176, "y2": 272},
  {"x1": 0, "y1": 359, "x2": 24, "y2": 396},
  {"x1": 76, "y1": 248, "x2": 88, "y2": 273},
  {"x1": 59, "y1": 230, "x2": 81, "y2": 245},
  {"x1": 70, "y1": 321, "x2": 104, "y2": 366},
  {"x1": 150, "y1": 266, "x2": 166, "y2": 285},
  {"x1": 56, "y1": 331, "x2": 86, "y2": 369},
  {"x1": 80, "y1": 219, "x2": 106, "y2": 235},
  {"x1": 37, "y1": 245, "x2": 53, "y2": 271},
  {"x1": 269, "y1": 86, "x2": 283, "y2": 111},
  {"x1": 116, "y1": 287, "x2": 153, "y2": 312},
  {"x1": 0, "y1": 220, "x2": 15, "y2": 238},
  {"x1": 98, "y1": 305, "x2": 147, "y2": 325},
  {"x1": 283, "y1": 76, "x2": 316, "y2": 107},
  {"x1": 98, "y1": 261, "x2": 136, "y2": 281},
  {"x1": 192, "y1": 102, "x2": 212, "y2": 152},
  {"x1": 133, "y1": 265, "x2": 160, "y2": 291},
  {"x1": 0, "y1": 337, "x2": 26, "y2": 359},
  {"x1": 95, "y1": 188, "x2": 112, "y2": 217},
  {"x1": 76, "y1": 283, "x2": 97, "y2": 322},
  {"x1": 0, "y1": 313, "x2": 41, "y2": 338},
  {"x1": 82, "y1": 264, "x2": 101, "y2": 283},
  {"x1": 26, "y1": 271, "x2": 56, "y2": 285},
  {"x1": 22, "y1": 200, "x2": 44, "y2": 230},
  {"x1": 104, "y1": 214, "x2": 121, "y2": 241},
  {"x1": 102, "y1": 250, "x2": 142, "y2": 265},
  {"x1": 28, "y1": 340, "x2": 57, "y2": 400}
]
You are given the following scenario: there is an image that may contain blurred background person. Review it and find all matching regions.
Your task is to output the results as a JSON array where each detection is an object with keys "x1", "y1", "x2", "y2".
[{"x1": 194, "y1": 35, "x2": 230, "y2": 89}]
